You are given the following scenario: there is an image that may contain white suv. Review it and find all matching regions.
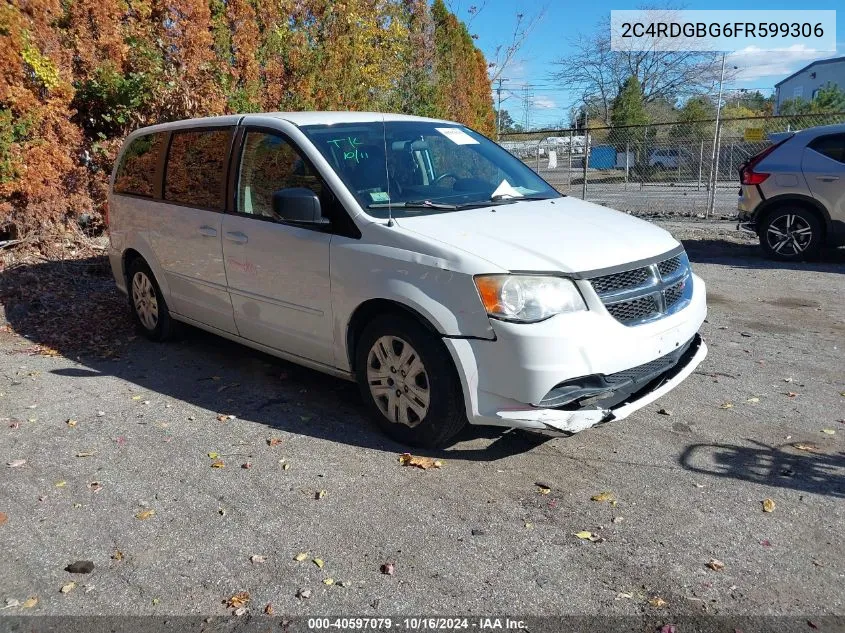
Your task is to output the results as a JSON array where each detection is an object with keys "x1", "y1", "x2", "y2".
[{"x1": 108, "y1": 113, "x2": 707, "y2": 447}]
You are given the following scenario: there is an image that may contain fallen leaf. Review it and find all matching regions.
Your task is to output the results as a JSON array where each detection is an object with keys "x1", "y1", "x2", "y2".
[
  {"x1": 294, "y1": 552, "x2": 308, "y2": 562},
  {"x1": 210, "y1": 459, "x2": 225, "y2": 469},
  {"x1": 296, "y1": 588, "x2": 311, "y2": 600},
  {"x1": 380, "y1": 562, "x2": 395, "y2": 575},
  {"x1": 398, "y1": 453, "x2": 442, "y2": 469},
  {"x1": 611, "y1": 516, "x2": 624, "y2": 524},
  {"x1": 250, "y1": 555, "x2": 266, "y2": 564},
  {"x1": 657, "y1": 408, "x2": 672, "y2": 416},
  {"x1": 337, "y1": 581, "x2": 350, "y2": 588},
  {"x1": 7, "y1": 459, "x2": 25, "y2": 468},
  {"x1": 65, "y1": 561, "x2": 94, "y2": 574},
  {"x1": 76, "y1": 451, "x2": 95, "y2": 457},
  {"x1": 207, "y1": 452, "x2": 219, "y2": 459},
  {"x1": 616, "y1": 592, "x2": 633, "y2": 600},
  {"x1": 135, "y1": 509, "x2": 155, "y2": 520},
  {"x1": 719, "y1": 402, "x2": 734, "y2": 409},
  {"x1": 524, "y1": 522, "x2": 534, "y2": 530},
  {"x1": 535, "y1": 483, "x2": 552, "y2": 495},
  {"x1": 706, "y1": 558, "x2": 725, "y2": 571},
  {"x1": 315, "y1": 489, "x2": 326, "y2": 500},
  {"x1": 151, "y1": 598, "x2": 160, "y2": 605},
  {"x1": 60, "y1": 582, "x2": 76, "y2": 594},
  {"x1": 649, "y1": 596, "x2": 667, "y2": 608},
  {"x1": 55, "y1": 481, "x2": 66, "y2": 487},
  {"x1": 821, "y1": 429, "x2": 835, "y2": 435},
  {"x1": 218, "y1": 508, "x2": 226, "y2": 516},
  {"x1": 282, "y1": 463, "x2": 291, "y2": 471},
  {"x1": 792, "y1": 442, "x2": 820, "y2": 453},
  {"x1": 87, "y1": 481, "x2": 102, "y2": 493},
  {"x1": 131, "y1": 395, "x2": 142, "y2": 401},
  {"x1": 66, "y1": 419, "x2": 77, "y2": 427},
  {"x1": 112, "y1": 551, "x2": 124, "y2": 561},
  {"x1": 591, "y1": 491, "x2": 614, "y2": 503},
  {"x1": 785, "y1": 392, "x2": 799, "y2": 398},
  {"x1": 0, "y1": 512, "x2": 6, "y2": 526},
  {"x1": 747, "y1": 397, "x2": 760, "y2": 403},
  {"x1": 784, "y1": 377, "x2": 794, "y2": 383},
  {"x1": 313, "y1": 558, "x2": 324, "y2": 569},
  {"x1": 323, "y1": 578, "x2": 334, "y2": 585},
  {"x1": 216, "y1": 415, "x2": 228, "y2": 422},
  {"x1": 762, "y1": 498, "x2": 776, "y2": 513},
  {"x1": 2, "y1": 599, "x2": 20, "y2": 609},
  {"x1": 267, "y1": 438, "x2": 283, "y2": 447},
  {"x1": 264, "y1": 603, "x2": 274, "y2": 615},
  {"x1": 574, "y1": 530, "x2": 599, "y2": 541},
  {"x1": 225, "y1": 591, "x2": 250, "y2": 609},
  {"x1": 22, "y1": 596, "x2": 37, "y2": 609}
]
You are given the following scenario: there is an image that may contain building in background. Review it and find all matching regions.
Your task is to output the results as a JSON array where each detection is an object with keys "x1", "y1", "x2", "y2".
[{"x1": 774, "y1": 56, "x2": 845, "y2": 113}]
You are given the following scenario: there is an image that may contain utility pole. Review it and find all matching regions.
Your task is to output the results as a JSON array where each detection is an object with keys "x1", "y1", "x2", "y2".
[
  {"x1": 706, "y1": 52, "x2": 727, "y2": 218},
  {"x1": 522, "y1": 86, "x2": 533, "y2": 132},
  {"x1": 495, "y1": 78, "x2": 509, "y2": 140}
]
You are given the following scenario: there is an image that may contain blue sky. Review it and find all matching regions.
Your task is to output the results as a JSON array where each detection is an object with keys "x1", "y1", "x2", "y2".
[{"x1": 449, "y1": 0, "x2": 844, "y2": 128}]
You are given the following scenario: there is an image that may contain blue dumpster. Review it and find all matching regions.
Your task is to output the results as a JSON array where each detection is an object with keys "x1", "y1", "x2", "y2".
[{"x1": 588, "y1": 145, "x2": 616, "y2": 169}]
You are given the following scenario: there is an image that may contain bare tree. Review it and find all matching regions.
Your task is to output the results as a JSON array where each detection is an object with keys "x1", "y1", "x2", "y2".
[
  {"x1": 551, "y1": 13, "x2": 731, "y2": 125},
  {"x1": 486, "y1": 7, "x2": 546, "y2": 82}
]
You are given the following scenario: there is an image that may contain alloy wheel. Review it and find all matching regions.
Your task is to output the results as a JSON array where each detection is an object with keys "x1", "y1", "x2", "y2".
[{"x1": 766, "y1": 213, "x2": 813, "y2": 256}]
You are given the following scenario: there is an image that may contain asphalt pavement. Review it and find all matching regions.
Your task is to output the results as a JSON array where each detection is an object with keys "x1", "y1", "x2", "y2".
[{"x1": 0, "y1": 222, "x2": 843, "y2": 620}]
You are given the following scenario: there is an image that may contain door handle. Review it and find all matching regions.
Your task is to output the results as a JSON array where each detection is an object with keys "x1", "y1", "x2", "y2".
[
  {"x1": 816, "y1": 175, "x2": 840, "y2": 182},
  {"x1": 225, "y1": 231, "x2": 249, "y2": 244},
  {"x1": 198, "y1": 225, "x2": 217, "y2": 237}
]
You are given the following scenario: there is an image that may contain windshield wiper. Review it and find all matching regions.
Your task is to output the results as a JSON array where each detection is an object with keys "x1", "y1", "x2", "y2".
[
  {"x1": 367, "y1": 200, "x2": 457, "y2": 210},
  {"x1": 489, "y1": 194, "x2": 555, "y2": 202}
]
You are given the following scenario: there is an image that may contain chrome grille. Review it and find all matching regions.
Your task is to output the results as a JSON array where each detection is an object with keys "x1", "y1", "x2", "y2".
[
  {"x1": 657, "y1": 256, "x2": 682, "y2": 277},
  {"x1": 589, "y1": 267, "x2": 651, "y2": 294},
  {"x1": 587, "y1": 251, "x2": 693, "y2": 326},
  {"x1": 606, "y1": 296, "x2": 659, "y2": 324}
]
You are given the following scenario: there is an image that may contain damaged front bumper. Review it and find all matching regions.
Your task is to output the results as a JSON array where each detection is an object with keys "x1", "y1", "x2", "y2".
[{"x1": 492, "y1": 334, "x2": 707, "y2": 435}]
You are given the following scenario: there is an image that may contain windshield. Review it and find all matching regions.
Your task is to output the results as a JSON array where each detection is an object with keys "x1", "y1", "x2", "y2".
[{"x1": 299, "y1": 121, "x2": 560, "y2": 218}]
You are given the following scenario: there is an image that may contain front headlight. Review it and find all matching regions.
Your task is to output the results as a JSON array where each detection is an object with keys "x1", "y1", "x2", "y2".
[{"x1": 473, "y1": 275, "x2": 587, "y2": 323}]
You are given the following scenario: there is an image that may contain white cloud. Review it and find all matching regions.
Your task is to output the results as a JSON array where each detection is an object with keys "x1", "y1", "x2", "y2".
[
  {"x1": 729, "y1": 46, "x2": 841, "y2": 81},
  {"x1": 532, "y1": 95, "x2": 557, "y2": 109}
]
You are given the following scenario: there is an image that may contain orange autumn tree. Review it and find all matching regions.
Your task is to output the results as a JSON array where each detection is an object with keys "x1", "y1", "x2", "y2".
[{"x1": 0, "y1": 0, "x2": 496, "y2": 242}]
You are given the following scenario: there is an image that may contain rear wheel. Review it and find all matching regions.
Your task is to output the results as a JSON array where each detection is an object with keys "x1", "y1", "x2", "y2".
[
  {"x1": 759, "y1": 206, "x2": 823, "y2": 261},
  {"x1": 355, "y1": 314, "x2": 466, "y2": 448},
  {"x1": 128, "y1": 258, "x2": 175, "y2": 341}
]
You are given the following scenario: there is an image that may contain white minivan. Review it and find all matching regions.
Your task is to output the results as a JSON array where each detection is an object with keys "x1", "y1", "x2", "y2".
[{"x1": 108, "y1": 112, "x2": 707, "y2": 447}]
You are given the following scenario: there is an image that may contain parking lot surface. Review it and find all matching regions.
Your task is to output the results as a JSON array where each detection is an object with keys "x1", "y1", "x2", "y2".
[{"x1": 0, "y1": 222, "x2": 843, "y2": 618}]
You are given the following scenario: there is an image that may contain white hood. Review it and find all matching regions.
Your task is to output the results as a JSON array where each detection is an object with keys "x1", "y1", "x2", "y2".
[{"x1": 394, "y1": 197, "x2": 680, "y2": 274}]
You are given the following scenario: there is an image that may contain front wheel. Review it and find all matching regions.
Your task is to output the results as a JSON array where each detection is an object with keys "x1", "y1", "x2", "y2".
[
  {"x1": 758, "y1": 206, "x2": 823, "y2": 261},
  {"x1": 355, "y1": 315, "x2": 467, "y2": 448}
]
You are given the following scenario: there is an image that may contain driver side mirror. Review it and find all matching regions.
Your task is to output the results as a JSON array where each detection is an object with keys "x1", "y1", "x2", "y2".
[{"x1": 271, "y1": 188, "x2": 328, "y2": 224}]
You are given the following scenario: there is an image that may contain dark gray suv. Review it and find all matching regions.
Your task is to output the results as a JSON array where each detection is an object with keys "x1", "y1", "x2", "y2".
[{"x1": 737, "y1": 124, "x2": 845, "y2": 260}]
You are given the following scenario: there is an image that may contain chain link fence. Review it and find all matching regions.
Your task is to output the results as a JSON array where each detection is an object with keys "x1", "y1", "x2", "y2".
[{"x1": 500, "y1": 112, "x2": 845, "y2": 219}]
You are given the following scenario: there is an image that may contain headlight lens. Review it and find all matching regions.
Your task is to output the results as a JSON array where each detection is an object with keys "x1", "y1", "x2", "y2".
[{"x1": 474, "y1": 275, "x2": 587, "y2": 323}]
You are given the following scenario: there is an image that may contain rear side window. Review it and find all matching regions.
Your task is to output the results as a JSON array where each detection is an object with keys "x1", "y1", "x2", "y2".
[
  {"x1": 164, "y1": 129, "x2": 232, "y2": 210},
  {"x1": 114, "y1": 133, "x2": 166, "y2": 197},
  {"x1": 809, "y1": 134, "x2": 845, "y2": 164}
]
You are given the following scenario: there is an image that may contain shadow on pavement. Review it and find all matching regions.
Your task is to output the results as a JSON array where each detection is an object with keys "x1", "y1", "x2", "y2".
[
  {"x1": 0, "y1": 256, "x2": 549, "y2": 461},
  {"x1": 679, "y1": 440, "x2": 845, "y2": 498},
  {"x1": 681, "y1": 237, "x2": 845, "y2": 273}
]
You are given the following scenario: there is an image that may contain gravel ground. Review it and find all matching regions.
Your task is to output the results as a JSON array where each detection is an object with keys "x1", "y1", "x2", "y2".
[{"x1": 0, "y1": 221, "x2": 843, "y2": 621}]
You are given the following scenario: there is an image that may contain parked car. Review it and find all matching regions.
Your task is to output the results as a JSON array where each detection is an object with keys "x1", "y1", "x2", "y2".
[
  {"x1": 738, "y1": 124, "x2": 845, "y2": 260},
  {"x1": 108, "y1": 113, "x2": 708, "y2": 447},
  {"x1": 648, "y1": 148, "x2": 690, "y2": 170}
]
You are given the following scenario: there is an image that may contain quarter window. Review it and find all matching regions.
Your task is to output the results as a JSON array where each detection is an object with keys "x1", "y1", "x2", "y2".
[
  {"x1": 237, "y1": 132, "x2": 323, "y2": 220},
  {"x1": 809, "y1": 134, "x2": 845, "y2": 164},
  {"x1": 114, "y1": 133, "x2": 166, "y2": 197},
  {"x1": 164, "y1": 129, "x2": 231, "y2": 210}
]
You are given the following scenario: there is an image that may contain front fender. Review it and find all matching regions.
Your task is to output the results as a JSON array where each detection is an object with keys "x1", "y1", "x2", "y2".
[{"x1": 330, "y1": 239, "x2": 495, "y2": 372}]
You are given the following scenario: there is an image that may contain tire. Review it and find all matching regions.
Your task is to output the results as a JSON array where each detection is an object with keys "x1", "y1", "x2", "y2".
[
  {"x1": 127, "y1": 258, "x2": 176, "y2": 341},
  {"x1": 758, "y1": 205, "x2": 823, "y2": 261},
  {"x1": 355, "y1": 314, "x2": 467, "y2": 448}
]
